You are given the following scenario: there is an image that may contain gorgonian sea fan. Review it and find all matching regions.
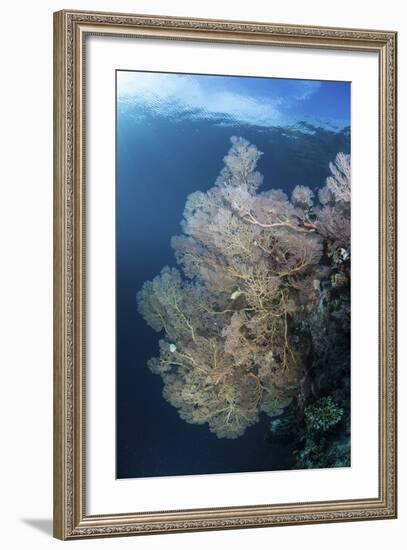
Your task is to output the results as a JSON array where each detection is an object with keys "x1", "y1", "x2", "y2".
[{"x1": 137, "y1": 137, "x2": 351, "y2": 439}]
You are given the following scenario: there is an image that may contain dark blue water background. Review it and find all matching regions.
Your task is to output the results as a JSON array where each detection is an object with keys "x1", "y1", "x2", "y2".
[{"x1": 116, "y1": 105, "x2": 350, "y2": 479}]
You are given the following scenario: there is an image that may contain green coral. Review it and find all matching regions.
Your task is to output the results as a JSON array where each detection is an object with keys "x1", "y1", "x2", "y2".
[{"x1": 304, "y1": 396, "x2": 343, "y2": 432}]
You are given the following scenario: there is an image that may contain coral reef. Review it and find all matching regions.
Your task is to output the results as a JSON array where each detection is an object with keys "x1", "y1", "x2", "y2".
[
  {"x1": 137, "y1": 137, "x2": 351, "y2": 448},
  {"x1": 294, "y1": 390, "x2": 350, "y2": 469}
]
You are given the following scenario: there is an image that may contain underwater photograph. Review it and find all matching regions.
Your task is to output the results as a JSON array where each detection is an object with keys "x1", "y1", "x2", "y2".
[{"x1": 116, "y1": 70, "x2": 351, "y2": 479}]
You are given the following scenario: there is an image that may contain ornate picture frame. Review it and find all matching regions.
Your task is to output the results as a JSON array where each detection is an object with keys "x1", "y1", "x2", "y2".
[{"x1": 53, "y1": 9, "x2": 397, "y2": 540}]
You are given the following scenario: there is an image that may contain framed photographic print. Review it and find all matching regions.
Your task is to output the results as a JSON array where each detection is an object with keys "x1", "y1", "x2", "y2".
[{"x1": 53, "y1": 9, "x2": 397, "y2": 540}]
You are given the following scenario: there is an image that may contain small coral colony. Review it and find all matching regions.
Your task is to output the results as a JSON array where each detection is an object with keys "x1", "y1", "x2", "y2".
[{"x1": 138, "y1": 137, "x2": 351, "y2": 469}]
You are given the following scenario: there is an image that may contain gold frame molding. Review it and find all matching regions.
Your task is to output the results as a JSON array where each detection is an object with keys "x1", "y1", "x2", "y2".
[{"x1": 53, "y1": 9, "x2": 397, "y2": 540}]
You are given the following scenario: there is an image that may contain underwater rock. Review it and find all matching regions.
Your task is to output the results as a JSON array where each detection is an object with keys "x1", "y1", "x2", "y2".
[{"x1": 331, "y1": 271, "x2": 348, "y2": 288}]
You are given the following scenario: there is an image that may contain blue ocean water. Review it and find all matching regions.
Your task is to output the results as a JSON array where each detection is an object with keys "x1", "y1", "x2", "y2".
[{"x1": 116, "y1": 102, "x2": 350, "y2": 479}]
